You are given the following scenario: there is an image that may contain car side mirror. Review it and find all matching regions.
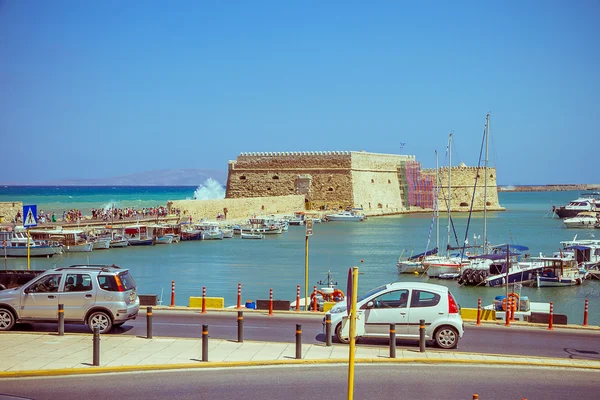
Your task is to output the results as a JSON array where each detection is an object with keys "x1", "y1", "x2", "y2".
[{"x1": 366, "y1": 301, "x2": 374, "y2": 309}]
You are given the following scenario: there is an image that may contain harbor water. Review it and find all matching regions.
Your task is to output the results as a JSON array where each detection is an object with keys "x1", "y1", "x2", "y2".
[{"x1": 1, "y1": 186, "x2": 598, "y2": 325}]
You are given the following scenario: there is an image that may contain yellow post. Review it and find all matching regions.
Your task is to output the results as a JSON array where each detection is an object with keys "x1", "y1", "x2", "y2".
[
  {"x1": 347, "y1": 266, "x2": 358, "y2": 400},
  {"x1": 27, "y1": 229, "x2": 31, "y2": 271},
  {"x1": 304, "y1": 235, "x2": 309, "y2": 311}
]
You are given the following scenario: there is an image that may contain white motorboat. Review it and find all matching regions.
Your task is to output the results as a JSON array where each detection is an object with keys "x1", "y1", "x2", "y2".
[
  {"x1": 325, "y1": 210, "x2": 365, "y2": 222},
  {"x1": 91, "y1": 238, "x2": 111, "y2": 250},
  {"x1": 241, "y1": 231, "x2": 264, "y2": 239},
  {"x1": 124, "y1": 224, "x2": 156, "y2": 246},
  {"x1": 553, "y1": 192, "x2": 600, "y2": 219},
  {"x1": 195, "y1": 222, "x2": 224, "y2": 240},
  {"x1": 563, "y1": 212, "x2": 599, "y2": 229}
]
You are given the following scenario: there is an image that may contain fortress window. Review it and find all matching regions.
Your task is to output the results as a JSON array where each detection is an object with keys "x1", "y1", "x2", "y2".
[
  {"x1": 490, "y1": 174, "x2": 494, "y2": 179},
  {"x1": 460, "y1": 202, "x2": 469, "y2": 207},
  {"x1": 239, "y1": 176, "x2": 246, "y2": 180},
  {"x1": 388, "y1": 180, "x2": 391, "y2": 184},
  {"x1": 371, "y1": 179, "x2": 375, "y2": 184},
  {"x1": 486, "y1": 201, "x2": 492, "y2": 206},
  {"x1": 267, "y1": 187, "x2": 271, "y2": 191},
  {"x1": 328, "y1": 187, "x2": 334, "y2": 192},
  {"x1": 272, "y1": 175, "x2": 279, "y2": 180},
  {"x1": 377, "y1": 203, "x2": 383, "y2": 208}
]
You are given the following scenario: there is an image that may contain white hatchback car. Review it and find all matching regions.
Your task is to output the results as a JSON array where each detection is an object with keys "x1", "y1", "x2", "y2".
[{"x1": 327, "y1": 282, "x2": 464, "y2": 349}]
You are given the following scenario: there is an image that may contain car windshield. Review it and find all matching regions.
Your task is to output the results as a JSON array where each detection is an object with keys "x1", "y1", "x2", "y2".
[{"x1": 357, "y1": 284, "x2": 387, "y2": 303}]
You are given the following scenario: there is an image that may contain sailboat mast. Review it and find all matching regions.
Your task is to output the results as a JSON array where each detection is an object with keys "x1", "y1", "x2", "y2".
[
  {"x1": 435, "y1": 150, "x2": 439, "y2": 253},
  {"x1": 483, "y1": 114, "x2": 490, "y2": 254},
  {"x1": 447, "y1": 133, "x2": 452, "y2": 256}
]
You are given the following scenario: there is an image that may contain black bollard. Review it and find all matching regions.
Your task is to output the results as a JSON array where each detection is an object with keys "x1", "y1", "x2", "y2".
[
  {"x1": 296, "y1": 324, "x2": 302, "y2": 359},
  {"x1": 92, "y1": 326, "x2": 100, "y2": 366},
  {"x1": 58, "y1": 304, "x2": 64, "y2": 336},
  {"x1": 202, "y1": 324, "x2": 209, "y2": 362},
  {"x1": 146, "y1": 306, "x2": 153, "y2": 339},
  {"x1": 419, "y1": 319, "x2": 425, "y2": 353},
  {"x1": 237, "y1": 311, "x2": 244, "y2": 343},
  {"x1": 325, "y1": 314, "x2": 332, "y2": 347},
  {"x1": 389, "y1": 323, "x2": 396, "y2": 358}
]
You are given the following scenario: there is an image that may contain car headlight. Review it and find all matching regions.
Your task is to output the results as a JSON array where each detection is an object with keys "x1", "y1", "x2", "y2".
[{"x1": 330, "y1": 305, "x2": 347, "y2": 314}]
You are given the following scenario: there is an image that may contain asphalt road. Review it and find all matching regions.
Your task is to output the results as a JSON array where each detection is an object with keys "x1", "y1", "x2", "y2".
[
  {"x1": 12, "y1": 309, "x2": 600, "y2": 360},
  {"x1": 1, "y1": 364, "x2": 598, "y2": 400}
]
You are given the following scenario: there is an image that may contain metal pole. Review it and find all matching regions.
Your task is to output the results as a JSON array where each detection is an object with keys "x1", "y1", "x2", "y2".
[
  {"x1": 476, "y1": 298, "x2": 482, "y2": 326},
  {"x1": 237, "y1": 311, "x2": 244, "y2": 343},
  {"x1": 202, "y1": 324, "x2": 209, "y2": 361},
  {"x1": 295, "y1": 324, "x2": 302, "y2": 359},
  {"x1": 419, "y1": 319, "x2": 426, "y2": 352},
  {"x1": 27, "y1": 229, "x2": 30, "y2": 271},
  {"x1": 325, "y1": 314, "x2": 332, "y2": 347},
  {"x1": 201, "y1": 286, "x2": 207, "y2": 314},
  {"x1": 146, "y1": 306, "x2": 153, "y2": 339},
  {"x1": 304, "y1": 235, "x2": 309, "y2": 310},
  {"x1": 583, "y1": 298, "x2": 589, "y2": 327},
  {"x1": 92, "y1": 326, "x2": 100, "y2": 366},
  {"x1": 268, "y1": 288, "x2": 274, "y2": 316},
  {"x1": 347, "y1": 266, "x2": 359, "y2": 400},
  {"x1": 170, "y1": 280, "x2": 175, "y2": 307},
  {"x1": 58, "y1": 304, "x2": 64, "y2": 336},
  {"x1": 389, "y1": 323, "x2": 396, "y2": 358}
]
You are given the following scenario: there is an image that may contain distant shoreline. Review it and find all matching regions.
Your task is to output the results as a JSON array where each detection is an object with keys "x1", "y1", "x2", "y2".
[{"x1": 498, "y1": 184, "x2": 600, "y2": 192}]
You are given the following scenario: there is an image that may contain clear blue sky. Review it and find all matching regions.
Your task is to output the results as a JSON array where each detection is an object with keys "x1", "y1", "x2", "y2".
[{"x1": 1, "y1": 0, "x2": 598, "y2": 185}]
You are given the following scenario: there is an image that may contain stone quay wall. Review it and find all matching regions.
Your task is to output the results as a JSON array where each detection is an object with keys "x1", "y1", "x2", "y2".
[
  {"x1": 0, "y1": 202, "x2": 23, "y2": 224},
  {"x1": 168, "y1": 195, "x2": 306, "y2": 222},
  {"x1": 225, "y1": 151, "x2": 416, "y2": 214},
  {"x1": 421, "y1": 166, "x2": 504, "y2": 212}
]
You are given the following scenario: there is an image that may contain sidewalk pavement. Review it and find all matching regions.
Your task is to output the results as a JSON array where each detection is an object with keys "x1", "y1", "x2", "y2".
[{"x1": 1, "y1": 332, "x2": 599, "y2": 378}]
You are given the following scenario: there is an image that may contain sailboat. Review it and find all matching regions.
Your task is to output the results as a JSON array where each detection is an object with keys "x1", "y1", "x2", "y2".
[{"x1": 424, "y1": 133, "x2": 470, "y2": 277}]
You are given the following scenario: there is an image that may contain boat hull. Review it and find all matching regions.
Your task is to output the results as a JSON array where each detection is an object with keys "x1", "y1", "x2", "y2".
[
  {"x1": 64, "y1": 243, "x2": 94, "y2": 253},
  {"x1": 155, "y1": 236, "x2": 174, "y2": 244},
  {"x1": 0, "y1": 246, "x2": 57, "y2": 257},
  {"x1": 109, "y1": 239, "x2": 129, "y2": 248},
  {"x1": 128, "y1": 238, "x2": 156, "y2": 246}
]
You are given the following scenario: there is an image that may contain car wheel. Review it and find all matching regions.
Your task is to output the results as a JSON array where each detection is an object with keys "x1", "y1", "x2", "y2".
[
  {"x1": 434, "y1": 326, "x2": 459, "y2": 349},
  {"x1": 0, "y1": 308, "x2": 15, "y2": 331},
  {"x1": 88, "y1": 311, "x2": 113, "y2": 334},
  {"x1": 335, "y1": 323, "x2": 350, "y2": 344}
]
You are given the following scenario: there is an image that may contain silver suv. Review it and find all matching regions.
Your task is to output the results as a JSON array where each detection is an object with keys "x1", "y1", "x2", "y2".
[{"x1": 0, "y1": 265, "x2": 139, "y2": 334}]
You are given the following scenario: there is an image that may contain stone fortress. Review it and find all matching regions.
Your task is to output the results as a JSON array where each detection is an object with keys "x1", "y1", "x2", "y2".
[{"x1": 223, "y1": 150, "x2": 503, "y2": 216}]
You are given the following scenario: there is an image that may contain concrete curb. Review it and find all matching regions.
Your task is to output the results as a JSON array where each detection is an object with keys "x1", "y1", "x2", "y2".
[{"x1": 1, "y1": 356, "x2": 599, "y2": 379}]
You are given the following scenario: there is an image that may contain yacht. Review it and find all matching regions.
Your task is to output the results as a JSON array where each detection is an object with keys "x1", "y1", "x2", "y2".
[
  {"x1": 563, "y1": 212, "x2": 599, "y2": 229},
  {"x1": 325, "y1": 210, "x2": 366, "y2": 222},
  {"x1": 553, "y1": 193, "x2": 600, "y2": 219}
]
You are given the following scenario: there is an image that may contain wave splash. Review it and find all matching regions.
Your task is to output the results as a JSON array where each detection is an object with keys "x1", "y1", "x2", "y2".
[{"x1": 193, "y1": 178, "x2": 226, "y2": 200}]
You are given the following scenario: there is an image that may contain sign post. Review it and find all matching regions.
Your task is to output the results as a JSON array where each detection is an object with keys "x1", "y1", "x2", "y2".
[
  {"x1": 304, "y1": 219, "x2": 313, "y2": 310},
  {"x1": 347, "y1": 266, "x2": 358, "y2": 400},
  {"x1": 23, "y1": 205, "x2": 37, "y2": 271}
]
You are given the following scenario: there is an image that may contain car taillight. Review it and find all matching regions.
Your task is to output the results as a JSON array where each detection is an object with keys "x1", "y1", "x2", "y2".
[
  {"x1": 114, "y1": 275, "x2": 125, "y2": 292},
  {"x1": 448, "y1": 292, "x2": 459, "y2": 314}
]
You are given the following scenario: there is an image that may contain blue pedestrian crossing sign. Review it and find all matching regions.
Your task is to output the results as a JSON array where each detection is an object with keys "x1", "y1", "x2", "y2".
[{"x1": 23, "y1": 205, "x2": 37, "y2": 228}]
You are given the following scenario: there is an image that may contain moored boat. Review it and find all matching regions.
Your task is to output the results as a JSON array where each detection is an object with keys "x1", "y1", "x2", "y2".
[
  {"x1": 325, "y1": 210, "x2": 366, "y2": 222},
  {"x1": 553, "y1": 192, "x2": 600, "y2": 219},
  {"x1": 0, "y1": 228, "x2": 59, "y2": 257},
  {"x1": 563, "y1": 212, "x2": 599, "y2": 229}
]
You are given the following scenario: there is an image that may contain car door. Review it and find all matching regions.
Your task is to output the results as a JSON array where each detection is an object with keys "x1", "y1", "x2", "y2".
[
  {"x1": 59, "y1": 273, "x2": 96, "y2": 321},
  {"x1": 362, "y1": 289, "x2": 409, "y2": 336},
  {"x1": 20, "y1": 274, "x2": 62, "y2": 320},
  {"x1": 406, "y1": 289, "x2": 443, "y2": 337}
]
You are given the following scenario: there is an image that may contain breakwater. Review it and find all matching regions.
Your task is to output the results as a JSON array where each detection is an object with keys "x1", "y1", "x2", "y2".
[{"x1": 499, "y1": 184, "x2": 600, "y2": 192}]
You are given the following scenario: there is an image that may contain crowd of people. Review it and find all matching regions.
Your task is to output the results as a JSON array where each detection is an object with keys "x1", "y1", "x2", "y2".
[{"x1": 13, "y1": 206, "x2": 182, "y2": 225}]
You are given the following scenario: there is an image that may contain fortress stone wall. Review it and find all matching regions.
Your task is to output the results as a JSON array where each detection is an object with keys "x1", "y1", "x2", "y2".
[
  {"x1": 0, "y1": 202, "x2": 23, "y2": 224},
  {"x1": 167, "y1": 195, "x2": 305, "y2": 223},
  {"x1": 422, "y1": 166, "x2": 504, "y2": 212}
]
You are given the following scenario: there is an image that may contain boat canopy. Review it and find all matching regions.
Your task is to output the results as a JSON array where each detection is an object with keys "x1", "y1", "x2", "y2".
[
  {"x1": 565, "y1": 245, "x2": 591, "y2": 251},
  {"x1": 490, "y1": 244, "x2": 529, "y2": 252},
  {"x1": 407, "y1": 247, "x2": 438, "y2": 260}
]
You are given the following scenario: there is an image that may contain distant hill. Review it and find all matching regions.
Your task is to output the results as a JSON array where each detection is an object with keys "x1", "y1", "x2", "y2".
[{"x1": 34, "y1": 169, "x2": 228, "y2": 186}]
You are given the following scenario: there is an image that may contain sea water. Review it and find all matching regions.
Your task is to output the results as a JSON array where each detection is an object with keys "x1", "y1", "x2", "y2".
[{"x1": 1, "y1": 186, "x2": 598, "y2": 325}]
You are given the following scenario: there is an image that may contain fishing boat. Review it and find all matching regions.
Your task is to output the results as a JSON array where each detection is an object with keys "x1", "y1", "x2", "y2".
[
  {"x1": 241, "y1": 231, "x2": 264, "y2": 239},
  {"x1": 29, "y1": 227, "x2": 93, "y2": 253},
  {"x1": 180, "y1": 223, "x2": 202, "y2": 241},
  {"x1": 563, "y1": 212, "x2": 599, "y2": 229},
  {"x1": 397, "y1": 248, "x2": 437, "y2": 274},
  {"x1": 124, "y1": 224, "x2": 156, "y2": 246},
  {"x1": 91, "y1": 237, "x2": 111, "y2": 250},
  {"x1": 0, "y1": 228, "x2": 59, "y2": 257},
  {"x1": 528, "y1": 257, "x2": 584, "y2": 287},
  {"x1": 195, "y1": 222, "x2": 224, "y2": 240}
]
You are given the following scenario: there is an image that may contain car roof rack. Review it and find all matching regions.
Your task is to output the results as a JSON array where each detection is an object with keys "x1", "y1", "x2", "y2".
[{"x1": 55, "y1": 264, "x2": 122, "y2": 272}]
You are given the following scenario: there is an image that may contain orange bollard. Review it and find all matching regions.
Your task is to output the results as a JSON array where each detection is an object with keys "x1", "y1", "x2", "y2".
[
  {"x1": 268, "y1": 288, "x2": 274, "y2": 316},
  {"x1": 170, "y1": 280, "x2": 175, "y2": 307},
  {"x1": 473, "y1": 394, "x2": 479, "y2": 400},
  {"x1": 295, "y1": 285, "x2": 301, "y2": 312},
  {"x1": 201, "y1": 286, "x2": 207, "y2": 314},
  {"x1": 237, "y1": 283, "x2": 242, "y2": 309},
  {"x1": 548, "y1": 302, "x2": 554, "y2": 330},
  {"x1": 504, "y1": 297, "x2": 510, "y2": 327},
  {"x1": 510, "y1": 297, "x2": 516, "y2": 321},
  {"x1": 312, "y1": 286, "x2": 318, "y2": 312},
  {"x1": 476, "y1": 298, "x2": 482, "y2": 326},
  {"x1": 583, "y1": 298, "x2": 589, "y2": 327}
]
